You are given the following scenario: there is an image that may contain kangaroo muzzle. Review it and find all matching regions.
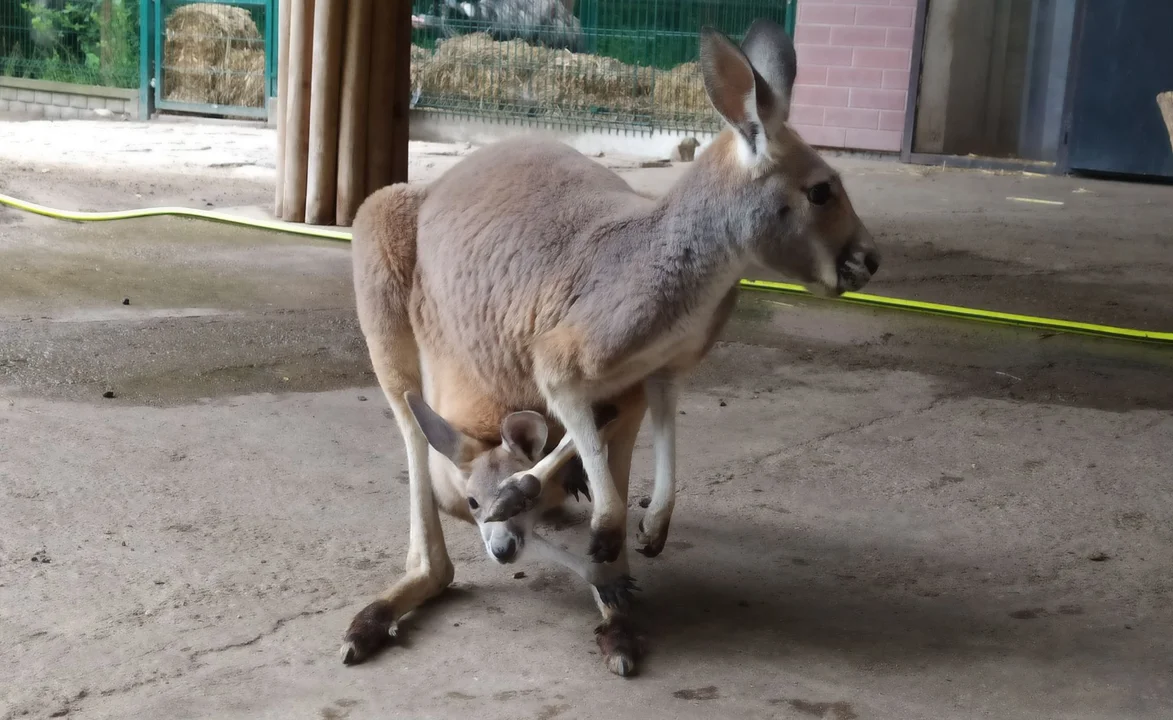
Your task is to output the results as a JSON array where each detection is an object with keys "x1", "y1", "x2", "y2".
[{"x1": 835, "y1": 240, "x2": 880, "y2": 294}]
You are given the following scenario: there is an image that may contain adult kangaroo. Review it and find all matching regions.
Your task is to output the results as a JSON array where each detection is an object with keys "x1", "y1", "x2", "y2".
[{"x1": 343, "y1": 18, "x2": 879, "y2": 675}]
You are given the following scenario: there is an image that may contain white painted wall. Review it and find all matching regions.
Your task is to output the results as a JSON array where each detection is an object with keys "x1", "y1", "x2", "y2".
[{"x1": 408, "y1": 110, "x2": 718, "y2": 159}]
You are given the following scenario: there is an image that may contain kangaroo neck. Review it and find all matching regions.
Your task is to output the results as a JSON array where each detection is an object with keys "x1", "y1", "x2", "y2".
[{"x1": 650, "y1": 145, "x2": 754, "y2": 294}]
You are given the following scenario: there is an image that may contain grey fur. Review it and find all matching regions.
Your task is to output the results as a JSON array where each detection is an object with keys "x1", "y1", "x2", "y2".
[{"x1": 740, "y1": 18, "x2": 799, "y2": 122}]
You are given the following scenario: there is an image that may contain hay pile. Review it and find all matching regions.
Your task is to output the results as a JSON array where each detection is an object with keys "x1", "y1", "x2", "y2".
[
  {"x1": 650, "y1": 61, "x2": 710, "y2": 118},
  {"x1": 163, "y1": 4, "x2": 265, "y2": 108},
  {"x1": 411, "y1": 33, "x2": 713, "y2": 122}
]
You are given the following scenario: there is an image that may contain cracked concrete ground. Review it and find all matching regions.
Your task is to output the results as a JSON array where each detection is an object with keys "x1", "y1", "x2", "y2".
[{"x1": 2, "y1": 126, "x2": 1173, "y2": 720}]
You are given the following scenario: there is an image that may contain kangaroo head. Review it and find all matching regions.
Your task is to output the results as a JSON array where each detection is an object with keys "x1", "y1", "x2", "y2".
[
  {"x1": 405, "y1": 392, "x2": 552, "y2": 565},
  {"x1": 697, "y1": 19, "x2": 880, "y2": 296}
]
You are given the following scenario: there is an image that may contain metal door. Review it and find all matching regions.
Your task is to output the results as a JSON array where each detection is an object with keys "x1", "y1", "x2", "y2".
[{"x1": 1063, "y1": 0, "x2": 1173, "y2": 178}]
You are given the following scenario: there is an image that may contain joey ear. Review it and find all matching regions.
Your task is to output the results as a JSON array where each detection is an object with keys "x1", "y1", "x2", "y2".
[
  {"x1": 405, "y1": 391, "x2": 472, "y2": 463},
  {"x1": 699, "y1": 26, "x2": 763, "y2": 153},
  {"x1": 740, "y1": 18, "x2": 798, "y2": 123},
  {"x1": 501, "y1": 410, "x2": 549, "y2": 463}
]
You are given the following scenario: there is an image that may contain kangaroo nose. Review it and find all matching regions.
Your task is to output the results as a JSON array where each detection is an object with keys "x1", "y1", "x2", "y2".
[
  {"x1": 864, "y1": 252, "x2": 880, "y2": 275},
  {"x1": 491, "y1": 538, "x2": 518, "y2": 563}
]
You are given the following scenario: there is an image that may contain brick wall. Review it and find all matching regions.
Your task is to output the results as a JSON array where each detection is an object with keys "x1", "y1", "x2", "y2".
[{"x1": 789, "y1": 0, "x2": 917, "y2": 153}]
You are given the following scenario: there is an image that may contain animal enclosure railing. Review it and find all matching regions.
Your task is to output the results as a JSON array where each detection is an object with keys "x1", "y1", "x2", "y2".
[
  {"x1": 0, "y1": 0, "x2": 140, "y2": 88},
  {"x1": 409, "y1": 0, "x2": 797, "y2": 133},
  {"x1": 4, "y1": 0, "x2": 795, "y2": 130},
  {"x1": 151, "y1": 0, "x2": 274, "y2": 119}
]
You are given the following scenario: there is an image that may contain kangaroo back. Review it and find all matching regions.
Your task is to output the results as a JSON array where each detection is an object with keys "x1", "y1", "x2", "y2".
[{"x1": 351, "y1": 183, "x2": 428, "y2": 396}]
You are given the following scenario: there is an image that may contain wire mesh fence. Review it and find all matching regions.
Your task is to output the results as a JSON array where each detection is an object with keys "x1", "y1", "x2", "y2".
[
  {"x1": 0, "y1": 0, "x2": 139, "y2": 88},
  {"x1": 3, "y1": 0, "x2": 792, "y2": 127},
  {"x1": 408, "y1": 0, "x2": 796, "y2": 133},
  {"x1": 157, "y1": 0, "x2": 270, "y2": 114}
]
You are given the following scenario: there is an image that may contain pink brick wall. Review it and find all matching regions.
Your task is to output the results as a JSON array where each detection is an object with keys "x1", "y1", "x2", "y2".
[{"x1": 789, "y1": 0, "x2": 916, "y2": 152}]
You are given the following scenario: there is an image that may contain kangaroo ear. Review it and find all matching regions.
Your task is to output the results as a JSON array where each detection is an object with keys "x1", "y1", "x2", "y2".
[
  {"x1": 405, "y1": 391, "x2": 476, "y2": 464},
  {"x1": 740, "y1": 18, "x2": 798, "y2": 124},
  {"x1": 699, "y1": 26, "x2": 764, "y2": 156},
  {"x1": 501, "y1": 410, "x2": 549, "y2": 463}
]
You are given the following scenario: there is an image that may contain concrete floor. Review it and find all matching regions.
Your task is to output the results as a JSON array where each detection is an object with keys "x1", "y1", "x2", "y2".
[{"x1": 2, "y1": 137, "x2": 1173, "y2": 720}]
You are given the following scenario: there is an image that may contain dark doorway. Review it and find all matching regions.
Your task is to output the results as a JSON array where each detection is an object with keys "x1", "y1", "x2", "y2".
[
  {"x1": 1062, "y1": 0, "x2": 1173, "y2": 179},
  {"x1": 908, "y1": 0, "x2": 1078, "y2": 164}
]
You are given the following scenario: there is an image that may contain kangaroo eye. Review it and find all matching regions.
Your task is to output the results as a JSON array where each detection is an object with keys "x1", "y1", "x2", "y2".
[
  {"x1": 807, "y1": 182, "x2": 832, "y2": 206},
  {"x1": 467, "y1": 497, "x2": 479, "y2": 510}
]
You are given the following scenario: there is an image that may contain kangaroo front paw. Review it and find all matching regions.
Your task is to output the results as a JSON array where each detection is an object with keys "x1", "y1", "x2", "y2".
[
  {"x1": 635, "y1": 514, "x2": 671, "y2": 558},
  {"x1": 588, "y1": 524, "x2": 624, "y2": 564},
  {"x1": 594, "y1": 616, "x2": 643, "y2": 677},
  {"x1": 595, "y1": 574, "x2": 640, "y2": 612},
  {"x1": 340, "y1": 600, "x2": 398, "y2": 666},
  {"x1": 484, "y1": 473, "x2": 542, "y2": 522},
  {"x1": 560, "y1": 455, "x2": 592, "y2": 503}
]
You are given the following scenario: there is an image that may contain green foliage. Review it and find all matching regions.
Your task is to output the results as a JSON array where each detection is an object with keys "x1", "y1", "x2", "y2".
[{"x1": 2, "y1": 0, "x2": 139, "y2": 88}]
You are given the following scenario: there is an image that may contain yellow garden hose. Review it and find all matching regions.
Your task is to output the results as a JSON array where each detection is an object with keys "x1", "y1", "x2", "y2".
[
  {"x1": 2, "y1": 191, "x2": 1171, "y2": 346},
  {"x1": 0, "y1": 192, "x2": 353, "y2": 242}
]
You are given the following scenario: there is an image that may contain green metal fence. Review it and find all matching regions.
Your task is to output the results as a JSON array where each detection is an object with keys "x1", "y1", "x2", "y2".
[
  {"x1": 4, "y1": 0, "x2": 794, "y2": 129},
  {"x1": 151, "y1": 0, "x2": 274, "y2": 119},
  {"x1": 0, "y1": 0, "x2": 140, "y2": 88},
  {"x1": 409, "y1": 0, "x2": 797, "y2": 133},
  {"x1": 1, "y1": 0, "x2": 273, "y2": 118}
]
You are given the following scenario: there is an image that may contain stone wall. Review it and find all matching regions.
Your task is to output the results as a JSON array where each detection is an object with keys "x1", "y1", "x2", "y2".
[{"x1": 0, "y1": 78, "x2": 138, "y2": 120}]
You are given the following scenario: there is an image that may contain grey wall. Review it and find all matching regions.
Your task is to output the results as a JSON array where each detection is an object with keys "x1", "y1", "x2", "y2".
[
  {"x1": 913, "y1": 0, "x2": 1070, "y2": 160},
  {"x1": 1017, "y1": 0, "x2": 1077, "y2": 161}
]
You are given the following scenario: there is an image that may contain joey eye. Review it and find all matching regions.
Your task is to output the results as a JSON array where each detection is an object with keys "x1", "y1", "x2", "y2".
[
  {"x1": 467, "y1": 497, "x2": 479, "y2": 510},
  {"x1": 807, "y1": 182, "x2": 832, "y2": 206}
]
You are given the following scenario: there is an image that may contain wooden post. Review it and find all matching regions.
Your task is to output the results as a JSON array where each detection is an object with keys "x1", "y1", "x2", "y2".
[
  {"x1": 335, "y1": 0, "x2": 373, "y2": 226},
  {"x1": 100, "y1": 0, "x2": 114, "y2": 85},
  {"x1": 388, "y1": 0, "x2": 414, "y2": 184},
  {"x1": 281, "y1": 0, "x2": 315, "y2": 222},
  {"x1": 275, "y1": 0, "x2": 412, "y2": 224},
  {"x1": 305, "y1": 0, "x2": 347, "y2": 225},
  {"x1": 274, "y1": 0, "x2": 292, "y2": 218},
  {"x1": 365, "y1": 0, "x2": 396, "y2": 195}
]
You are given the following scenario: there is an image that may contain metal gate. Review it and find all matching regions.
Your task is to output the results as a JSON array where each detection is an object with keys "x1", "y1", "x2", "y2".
[
  {"x1": 143, "y1": 0, "x2": 275, "y2": 119},
  {"x1": 407, "y1": 0, "x2": 797, "y2": 133},
  {"x1": 1062, "y1": 0, "x2": 1173, "y2": 179}
]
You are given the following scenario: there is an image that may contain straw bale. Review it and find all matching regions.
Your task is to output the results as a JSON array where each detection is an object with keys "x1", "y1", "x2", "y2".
[
  {"x1": 217, "y1": 47, "x2": 266, "y2": 107},
  {"x1": 409, "y1": 33, "x2": 716, "y2": 122},
  {"x1": 163, "y1": 3, "x2": 264, "y2": 107},
  {"x1": 651, "y1": 61, "x2": 710, "y2": 117}
]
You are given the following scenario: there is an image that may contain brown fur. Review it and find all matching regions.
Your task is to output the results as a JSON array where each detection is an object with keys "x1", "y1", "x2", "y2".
[
  {"x1": 344, "y1": 183, "x2": 647, "y2": 670},
  {"x1": 341, "y1": 18, "x2": 880, "y2": 677}
]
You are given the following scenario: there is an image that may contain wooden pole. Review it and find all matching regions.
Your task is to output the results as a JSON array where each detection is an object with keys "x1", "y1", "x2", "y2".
[
  {"x1": 388, "y1": 0, "x2": 414, "y2": 185},
  {"x1": 335, "y1": 0, "x2": 373, "y2": 226},
  {"x1": 281, "y1": 0, "x2": 315, "y2": 222},
  {"x1": 365, "y1": 0, "x2": 396, "y2": 194},
  {"x1": 305, "y1": 0, "x2": 347, "y2": 225},
  {"x1": 100, "y1": 0, "x2": 114, "y2": 86},
  {"x1": 275, "y1": 0, "x2": 412, "y2": 224},
  {"x1": 274, "y1": 0, "x2": 292, "y2": 218}
]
